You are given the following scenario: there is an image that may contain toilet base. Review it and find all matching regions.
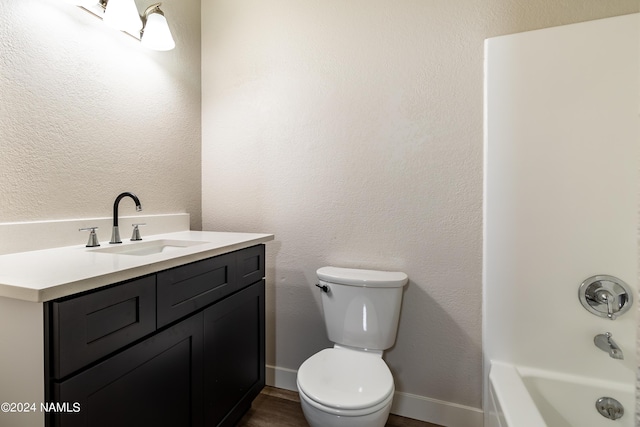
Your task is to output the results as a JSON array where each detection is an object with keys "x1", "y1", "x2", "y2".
[{"x1": 298, "y1": 388, "x2": 392, "y2": 427}]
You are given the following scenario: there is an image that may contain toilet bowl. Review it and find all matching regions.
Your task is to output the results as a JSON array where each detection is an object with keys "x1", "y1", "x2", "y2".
[
  {"x1": 297, "y1": 348, "x2": 394, "y2": 427},
  {"x1": 297, "y1": 266, "x2": 408, "y2": 427}
]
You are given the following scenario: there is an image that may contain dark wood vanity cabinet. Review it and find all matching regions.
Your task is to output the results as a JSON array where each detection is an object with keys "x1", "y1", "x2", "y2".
[{"x1": 44, "y1": 245, "x2": 266, "y2": 427}]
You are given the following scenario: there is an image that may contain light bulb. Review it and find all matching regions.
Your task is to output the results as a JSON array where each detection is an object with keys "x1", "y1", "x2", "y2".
[{"x1": 103, "y1": 0, "x2": 142, "y2": 34}]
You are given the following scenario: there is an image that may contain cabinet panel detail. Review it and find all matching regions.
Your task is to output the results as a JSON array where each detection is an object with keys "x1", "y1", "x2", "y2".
[
  {"x1": 157, "y1": 252, "x2": 236, "y2": 328},
  {"x1": 50, "y1": 275, "x2": 156, "y2": 379},
  {"x1": 85, "y1": 297, "x2": 138, "y2": 343}
]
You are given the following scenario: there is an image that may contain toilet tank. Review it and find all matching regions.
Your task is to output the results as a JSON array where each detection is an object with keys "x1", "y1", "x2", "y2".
[{"x1": 316, "y1": 267, "x2": 408, "y2": 351}]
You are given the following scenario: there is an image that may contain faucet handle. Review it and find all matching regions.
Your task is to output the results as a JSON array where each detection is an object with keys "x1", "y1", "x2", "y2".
[
  {"x1": 131, "y1": 223, "x2": 146, "y2": 241},
  {"x1": 79, "y1": 227, "x2": 100, "y2": 247},
  {"x1": 595, "y1": 290, "x2": 617, "y2": 320}
]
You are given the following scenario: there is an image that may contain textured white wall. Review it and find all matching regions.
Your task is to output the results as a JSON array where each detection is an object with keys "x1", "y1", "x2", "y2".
[
  {"x1": 484, "y1": 11, "x2": 638, "y2": 420},
  {"x1": 0, "y1": 0, "x2": 202, "y2": 231},
  {"x1": 201, "y1": 0, "x2": 638, "y2": 414}
]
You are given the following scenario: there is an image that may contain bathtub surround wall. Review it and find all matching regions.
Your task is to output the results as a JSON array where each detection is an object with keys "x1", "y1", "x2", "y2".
[
  {"x1": 484, "y1": 13, "x2": 639, "y2": 426},
  {"x1": 0, "y1": 0, "x2": 202, "y2": 231},
  {"x1": 201, "y1": 0, "x2": 638, "y2": 425}
]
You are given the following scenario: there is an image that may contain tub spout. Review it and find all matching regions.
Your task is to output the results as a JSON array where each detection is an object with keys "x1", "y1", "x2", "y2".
[{"x1": 594, "y1": 332, "x2": 623, "y2": 360}]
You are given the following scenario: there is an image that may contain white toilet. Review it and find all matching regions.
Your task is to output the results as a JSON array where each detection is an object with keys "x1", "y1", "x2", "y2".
[{"x1": 296, "y1": 266, "x2": 409, "y2": 427}]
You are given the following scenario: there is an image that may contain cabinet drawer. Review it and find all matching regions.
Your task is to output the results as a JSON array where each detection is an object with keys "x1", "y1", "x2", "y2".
[
  {"x1": 157, "y1": 252, "x2": 236, "y2": 328},
  {"x1": 237, "y1": 245, "x2": 265, "y2": 288},
  {"x1": 50, "y1": 276, "x2": 156, "y2": 379}
]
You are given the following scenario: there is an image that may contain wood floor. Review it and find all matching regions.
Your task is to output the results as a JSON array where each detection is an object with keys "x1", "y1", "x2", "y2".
[{"x1": 237, "y1": 387, "x2": 443, "y2": 427}]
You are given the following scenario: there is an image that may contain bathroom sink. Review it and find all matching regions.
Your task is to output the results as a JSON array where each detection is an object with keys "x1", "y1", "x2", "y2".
[{"x1": 90, "y1": 239, "x2": 207, "y2": 256}]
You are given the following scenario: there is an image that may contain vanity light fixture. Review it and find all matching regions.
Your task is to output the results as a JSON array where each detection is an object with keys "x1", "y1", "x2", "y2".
[
  {"x1": 62, "y1": 0, "x2": 175, "y2": 51},
  {"x1": 140, "y1": 3, "x2": 175, "y2": 51}
]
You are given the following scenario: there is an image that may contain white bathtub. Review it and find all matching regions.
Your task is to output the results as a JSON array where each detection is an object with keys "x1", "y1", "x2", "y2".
[{"x1": 488, "y1": 362, "x2": 634, "y2": 427}]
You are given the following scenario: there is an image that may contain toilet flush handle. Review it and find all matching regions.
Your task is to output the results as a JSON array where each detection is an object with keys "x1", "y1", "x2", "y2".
[{"x1": 315, "y1": 283, "x2": 329, "y2": 293}]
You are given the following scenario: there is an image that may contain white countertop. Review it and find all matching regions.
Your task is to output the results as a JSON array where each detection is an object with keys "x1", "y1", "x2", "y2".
[{"x1": 0, "y1": 231, "x2": 274, "y2": 303}]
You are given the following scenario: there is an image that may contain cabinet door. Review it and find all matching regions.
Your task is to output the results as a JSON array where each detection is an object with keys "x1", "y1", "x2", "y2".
[
  {"x1": 51, "y1": 314, "x2": 203, "y2": 427},
  {"x1": 204, "y1": 280, "x2": 265, "y2": 427}
]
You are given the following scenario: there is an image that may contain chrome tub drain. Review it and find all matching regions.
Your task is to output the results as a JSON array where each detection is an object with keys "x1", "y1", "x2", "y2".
[{"x1": 595, "y1": 397, "x2": 624, "y2": 420}]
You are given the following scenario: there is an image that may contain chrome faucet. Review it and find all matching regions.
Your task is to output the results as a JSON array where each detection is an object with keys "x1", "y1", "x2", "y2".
[
  {"x1": 110, "y1": 192, "x2": 142, "y2": 244},
  {"x1": 594, "y1": 332, "x2": 623, "y2": 360}
]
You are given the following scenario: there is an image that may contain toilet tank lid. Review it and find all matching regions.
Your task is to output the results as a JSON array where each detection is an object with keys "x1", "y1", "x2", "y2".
[{"x1": 317, "y1": 266, "x2": 408, "y2": 288}]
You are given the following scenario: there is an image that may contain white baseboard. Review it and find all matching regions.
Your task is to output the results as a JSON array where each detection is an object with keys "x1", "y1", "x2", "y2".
[
  {"x1": 265, "y1": 365, "x2": 483, "y2": 427},
  {"x1": 266, "y1": 364, "x2": 299, "y2": 391},
  {"x1": 391, "y1": 390, "x2": 483, "y2": 427}
]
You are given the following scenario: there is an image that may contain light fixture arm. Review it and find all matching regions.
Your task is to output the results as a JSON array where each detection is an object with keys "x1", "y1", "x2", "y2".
[
  {"x1": 141, "y1": 3, "x2": 165, "y2": 37},
  {"x1": 139, "y1": 2, "x2": 175, "y2": 51}
]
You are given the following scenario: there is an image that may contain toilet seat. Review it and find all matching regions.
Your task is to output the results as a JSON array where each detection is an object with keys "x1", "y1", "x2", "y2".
[{"x1": 297, "y1": 348, "x2": 394, "y2": 412}]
